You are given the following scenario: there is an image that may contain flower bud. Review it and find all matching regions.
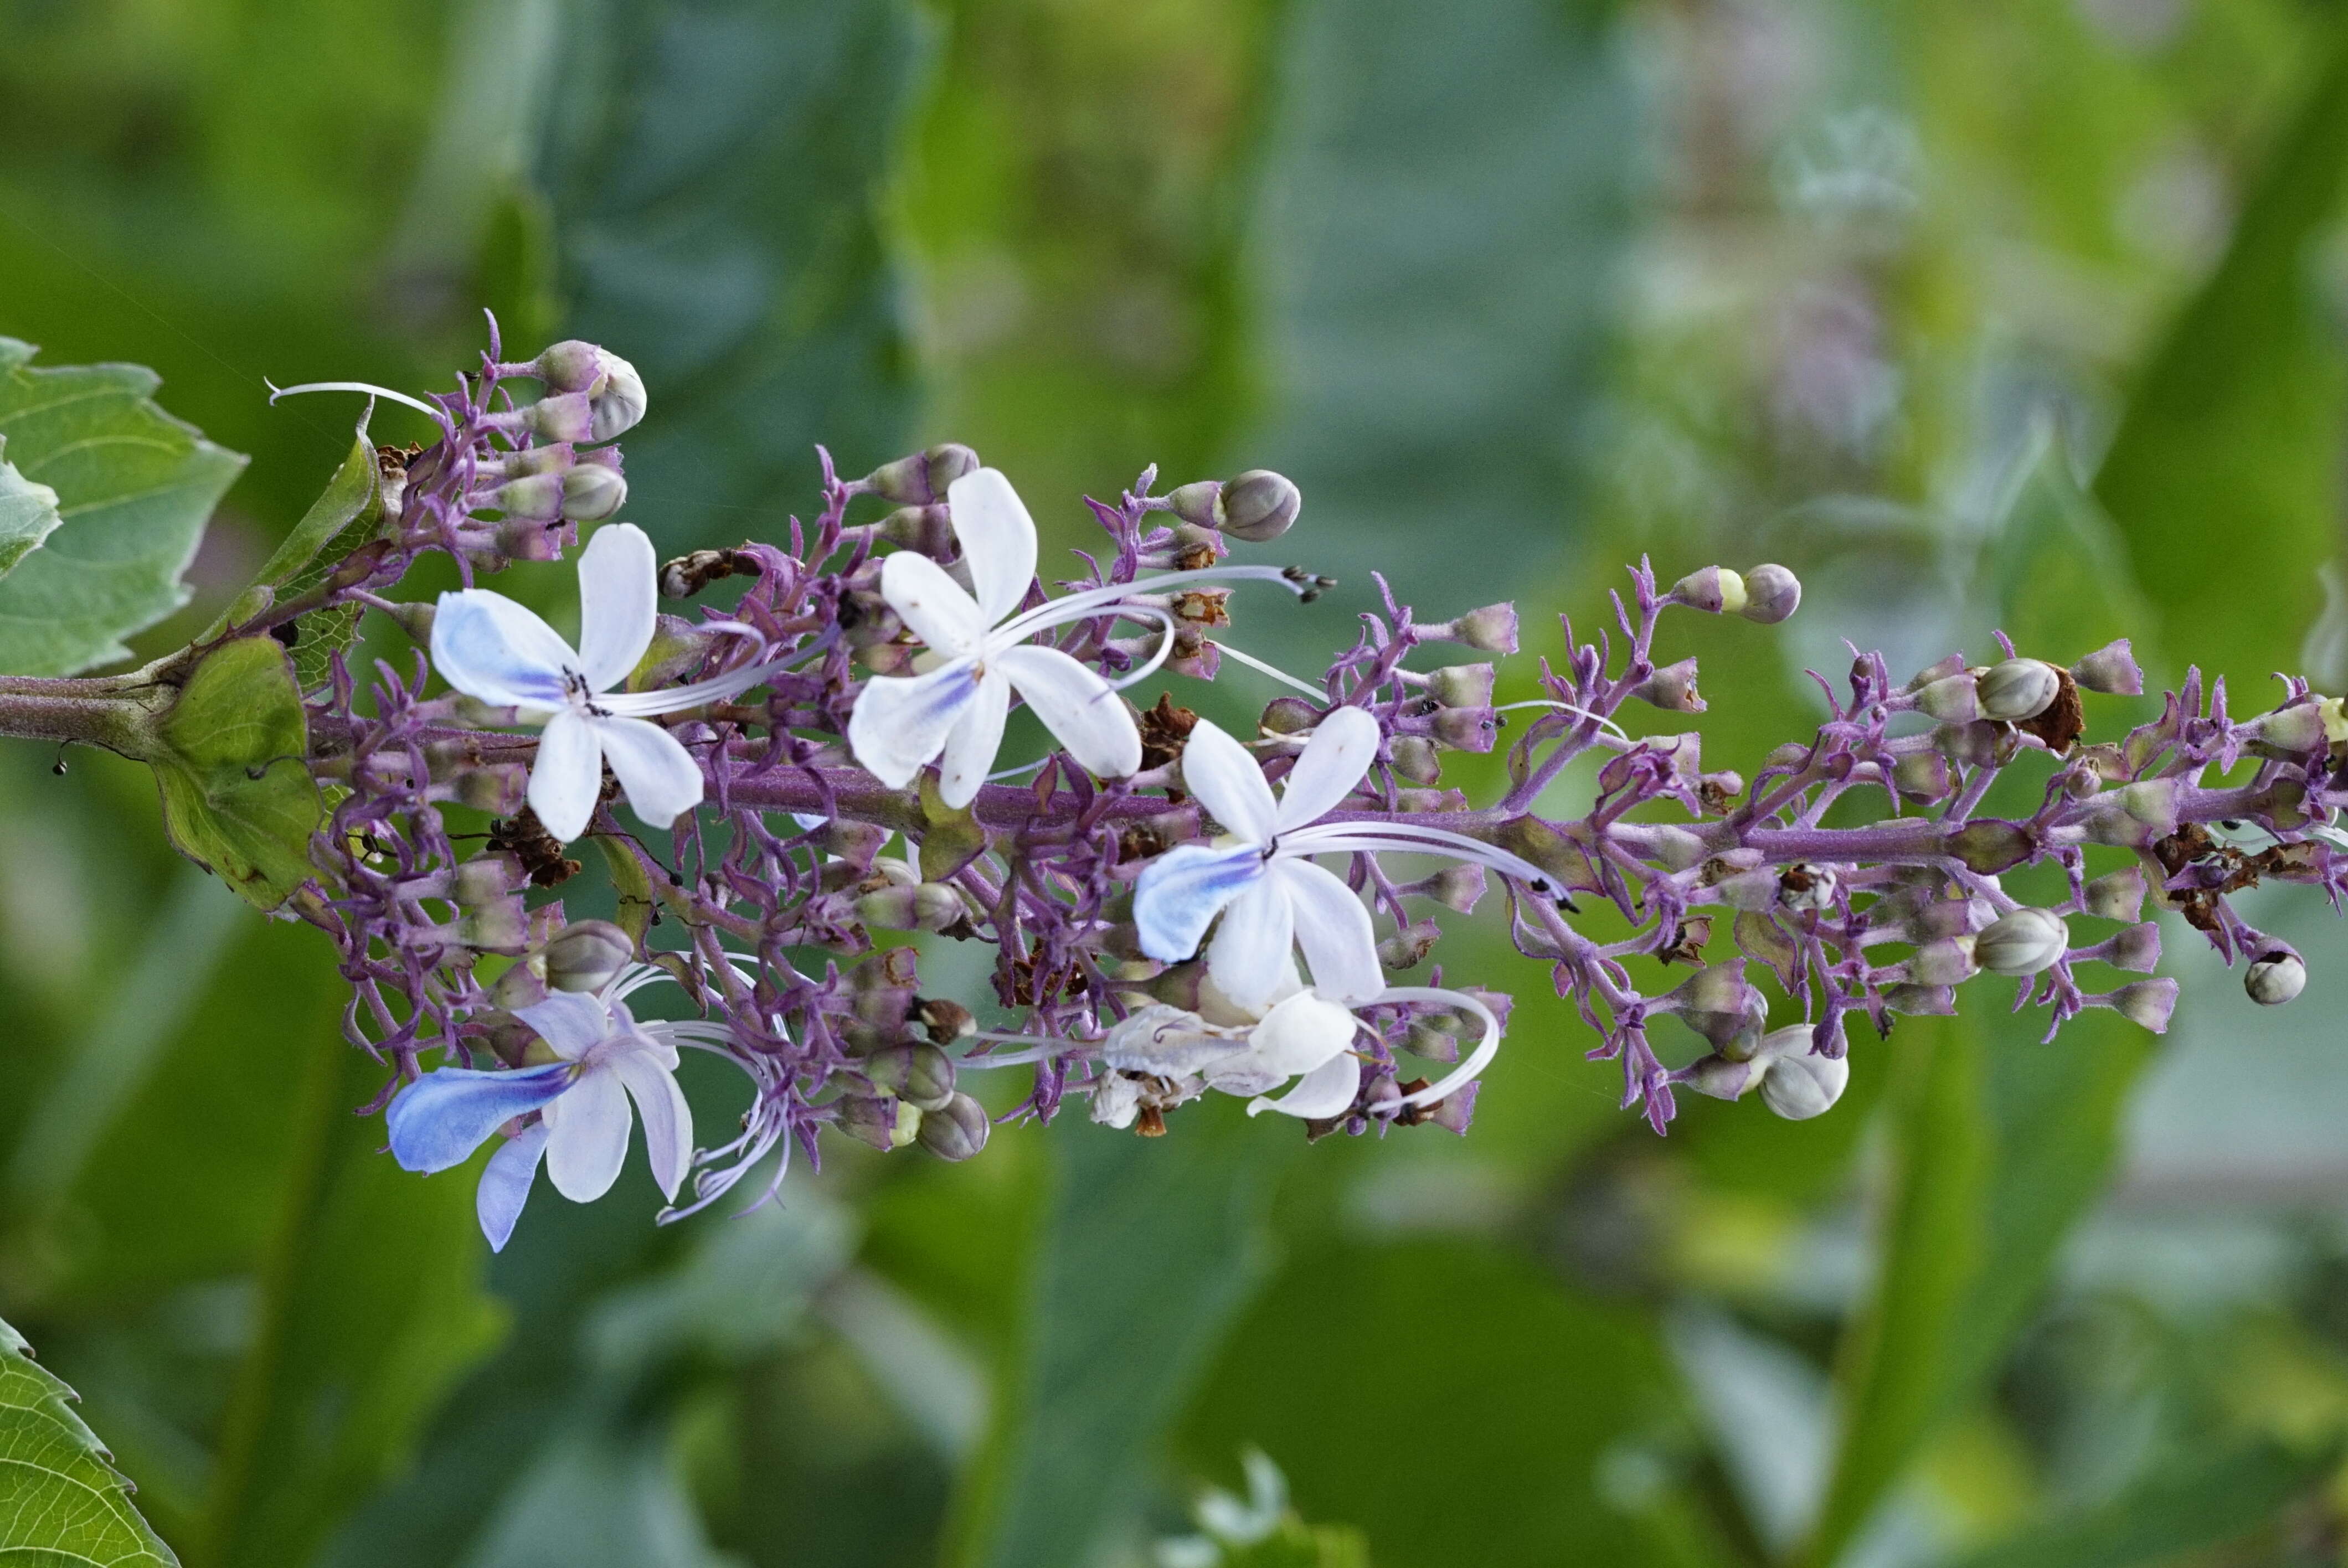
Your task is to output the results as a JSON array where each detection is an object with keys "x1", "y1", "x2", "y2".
[
  {"x1": 1670, "y1": 963, "x2": 1765, "y2": 1054},
  {"x1": 1218, "y1": 470, "x2": 1302, "y2": 543},
  {"x1": 522, "y1": 392, "x2": 597, "y2": 442},
  {"x1": 1652, "y1": 827, "x2": 1708, "y2": 873},
  {"x1": 1975, "y1": 907, "x2": 2068, "y2": 976},
  {"x1": 1739, "y1": 563, "x2": 1801, "y2": 625},
  {"x1": 856, "y1": 883, "x2": 967, "y2": 933},
  {"x1": 1402, "y1": 863, "x2": 1485, "y2": 913},
  {"x1": 1914, "y1": 898, "x2": 1984, "y2": 940},
  {"x1": 489, "y1": 961, "x2": 549, "y2": 1012},
  {"x1": 866, "y1": 1040, "x2": 957, "y2": 1112},
  {"x1": 1389, "y1": 735, "x2": 1441, "y2": 784},
  {"x1": 487, "y1": 471, "x2": 565, "y2": 521},
  {"x1": 1947, "y1": 819, "x2": 2032, "y2": 874},
  {"x1": 2246, "y1": 951, "x2": 2307, "y2": 1006},
  {"x1": 1891, "y1": 750, "x2": 1951, "y2": 802},
  {"x1": 2109, "y1": 978, "x2": 2179, "y2": 1033},
  {"x1": 1631, "y1": 658, "x2": 1706, "y2": 714},
  {"x1": 1377, "y1": 919, "x2": 1441, "y2": 971},
  {"x1": 2078, "y1": 779, "x2": 2179, "y2": 848},
  {"x1": 1670, "y1": 566, "x2": 1747, "y2": 615},
  {"x1": 560, "y1": 464, "x2": 628, "y2": 522},
  {"x1": 1435, "y1": 603, "x2": 1520, "y2": 654},
  {"x1": 1933, "y1": 721, "x2": 2002, "y2": 769},
  {"x1": 1430, "y1": 707, "x2": 1499, "y2": 752},
  {"x1": 1909, "y1": 936, "x2": 1978, "y2": 986},
  {"x1": 1164, "y1": 479, "x2": 1224, "y2": 530},
  {"x1": 2249, "y1": 702, "x2": 2329, "y2": 756},
  {"x1": 1760, "y1": 1049, "x2": 1847, "y2": 1120},
  {"x1": 1884, "y1": 983, "x2": 1956, "y2": 1015},
  {"x1": 2099, "y1": 921, "x2": 2159, "y2": 973},
  {"x1": 1915, "y1": 673, "x2": 1983, "y2": 724},
  {"x1": 1260, "y1": 697, "x2": 1320, "y2": 735},
  {"x1": 1429, "y1": 663, "x2": 1497, "y2": 709},
  {"x1": 544, "y1": 919, "x2": 634, "y2": 992},
  {"x1": 1686, "y1": 1054, "x2": 1765, "y2": 1101},
  {"x1": 879, "y1": 503, "x2": 956, "y2": 556},
  {"x1": 1978, "y1": 658, "x2": 2061, "y2": 723},
  {"x1": 453, "y1": 854, "x2": 529, "y2": 953},
  {"x1": 2072, "y1": 638, "x2": 2143, "y2": 697},
  {"x1": 916, "y1": 1092, "x2": 991, "y2": 1161},
  {"x1": 835, "y1": 1094, "x2": 919, "y2": 1152},
  {"x1": 530, "y1": 342, "x2": 646, "y2": 441},
  {"x1": 864, "y1": 443, "x2": 982, "y2": 506},
  {"x1": 455, "y1": 761, "x2": 529, "y2": 816},
  {"x1": 1716, "y1": 867, "x2": 1782, "y2": 912},
  {"x1": 2083, "y1": 866, "x2": 2145, "y2": 922}
]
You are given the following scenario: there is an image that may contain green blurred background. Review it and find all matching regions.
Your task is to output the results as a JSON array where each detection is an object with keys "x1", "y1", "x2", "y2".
[{"x1": 9, "y1": 0, "x2": 2348, "y2": 1563}]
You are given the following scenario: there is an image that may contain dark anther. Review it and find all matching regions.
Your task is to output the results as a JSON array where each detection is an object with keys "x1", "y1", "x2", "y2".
[
  {"x1": 50, "y1": 746, "x2": 66, "y2": 776},
  {"x1": 270, "y1": 620, "x2": 301, "y2": 649}
]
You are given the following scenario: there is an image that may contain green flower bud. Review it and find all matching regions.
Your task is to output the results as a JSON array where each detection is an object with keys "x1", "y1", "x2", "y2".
[
  {"x1": 521, "y1": 392, "x2": 596, "y2": 443},
  {"x1": 453, "y1": 854, "x2": 529, "y2": 953},
  {"x1": 560, "y1": 463, "x2": 627, "y2": 522},
  {"x1": 1915, "y1": 672, "x2": 1983, "y2": 724},
  {"x1": 864, "y1": 444, "x2": 981, "y2": 506},
  {"x1": 1685, "y1": 1053, "x2": 1765, "y2": 1101},
  {"x1": 857, "y1": 883, "x2": 967, "y2": 933},
  {"x1": 1430, "y1": 708, "x2": 1498, "y2": 751},
  {"x1": 1165, "y1": 479, "x2": 1224, "y2": 530},
  {"x1": 1908, "y1": 936, "x2": 1978, "y2": 986},
  {"x1": 1218, "y1": 470, "x2": 1301, "y2": 543},
  {"x1": 1975, "y1": 907, "x2": 2068, "y2": 976},
  {"x1": 1978, "y1": 658, "x2": 2060, "y2": 723},
  {"x1": 2110, "y1": 978, "x2": 2178, "y2": 1033},
  {"x1": 2249, "y1": 702, "x2": 2330, "y2": 756},
  {"x1": 487, "y1": 471, "x2": 565, "y2": 522},
  {"x1": 1884, "y1": 983, "x2": 1956, "y2": 1015},
  {"x1": 1670, "y1": 566, "x2": 1745, "y2": 615},
  {"x1": 2071, "y1": 638, "x2": 2143, "y2": 697},
  {"x1": 1892, "y1": 750, "x2": 1951, "y2": 802},
  {"x1": 1631, "y1": 658, "x2": 1706, "y2": 714},
  {"x1": 866, "y1": 1040, "x2": 957, "y2": 1112},
  {"x1": 1435, "y1": 603, "x2": 1520, "y2": 654},
  {"x1": 2108, "y1": 922, "x2": 2161, "y2": 973},
  {"x1": 1401, "y1": 863, "x2": 1485, "y2": 914},
  {"x1": 454, "y1": 761, "x2": 529, "y2": 817},
  {"x1": 1760, "y1": 1048, "x2": 1847, "y2": 1120},
  {"x1": 1389, "y1": 735, "x2": 1442, "y2": 785},
  {"x1": 916, "y1": 1092, "x2": 991, "y2": 1161},
  {"x1": 544, "y1": 919, "x2": 634, "y2": 992},
  {"x1": 2078, "y1": 779, "x2": 2179, "y2": 847},
  {"x1": 1428, "y1": 663, "x2": 1497, "y2": 709},
  {"x1": 835, "y1": 1094, "x2": 919, "y2": 1152},
  {"x1": 1260, "y1": 697, "x2": 1321, "y2": 735},
  {"x1": 1946, "y1": 819, "x2": 2032, "y2": 874},
  {"x1": 879, "y1": 503, "x2": 955, "y2": 555},
  {"x1": 1377, "y1": 919, "x2": 1441, "y2": 971}
]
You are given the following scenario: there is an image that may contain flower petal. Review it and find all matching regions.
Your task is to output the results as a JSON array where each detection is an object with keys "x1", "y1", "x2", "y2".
[
  {"x1": 994, "y1": 643, "x2": 1141, "y2": 781},
  {"x1": 1244, "y1": 990, "x2": 1360, "y2": 1076},
  {"x1": 595, "y1": 716, "x2": 703, "y2": 830},
  {"x1": 514, "y1": 989, "x2": 613, "y2": 1061},
  {"x1": 430, "y1": 589, "x2": 576, "y2": 710},
  {"x1": 609, "y1": 1046, "x2": 693, "y2": 1200},
  {"x1": 938, "y1": 666, "x2": 1012, "y2": 809},
  {"x1": 1134, "y1": 842, "x2": 1266, "y2": 963},
  {"x1": 848, "y1": 658, "x2": 982, "y2": 788},
  {"x1": 575, "y1": 522, "x2": 658, "y2": 692},
  {"x1": 1275, "y1": 705, "x2": 1380, "y2": 830},
  {"x1": 1177, "y1": 719, "x2": 1277, "y2": 843},
  {"x1": 946, "y1": 467, "x2": 1039, "y2": 625},
  {"x1": 476, "y1": 1121, "x2": 549, "y2": 1252},
  {"x1": 1247, "y1": 1050, "x2": 1361, "y2": 1120},
  {"x1": 1103, "y1": 1004, "x2": 1250, "y2": 1076},
  {"x1": 1271, "y1": 858, "x2": 1382, "y2": 1003},
  {"x1": 527, "y1": 709, "x2": 605, "y2": 842},
  {"x1": 882, "y1": 550, "x2": 988, "y2": 658},
  {"x1": 385, "y1": 1063, "x2": 571, "y2": 1174},
  {"x1": 1206, "y1": 879, "x2": 1295, "y2": 1013},
  {"x1": 541, "y1": 1064, "x2": 632, "y2": 1202}
]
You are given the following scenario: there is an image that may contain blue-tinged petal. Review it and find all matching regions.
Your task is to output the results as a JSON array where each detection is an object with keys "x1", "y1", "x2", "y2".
[
  {"x1": 430, "y1": 589, "x2": 576, "y2": 710},
  {"x1": 1134, "y1": 841, "x2": 1266, "y2": 963},
  {"x1": 1206, "y1": 880, "x2": 1294, "y2": 1013},
  {"x1": 477, "y1": 1121, "x2": 549, "y2": 1251},
  {"x1": 848, "y1": 658, "x2": 983, "y2": 788},
  {"x1": 610, "y1": 1047, "x2": 692, "y2": 1200},
  {"x1": 937, "y1": 666, "x2": 1012, "y2": 809},
  {"x1": 542, "y1": 1065, "x2": 631, "y2": 1201},
  {"x1": 514, "y1": 989, "x2": 613, "y2": 1061},
  {"x1": 387, "y1": 1063, "x2": 571, "y2": 1174}
]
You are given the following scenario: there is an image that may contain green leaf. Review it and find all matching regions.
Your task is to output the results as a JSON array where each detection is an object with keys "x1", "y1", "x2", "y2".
[
  {"x1": 0, "y1": 435, "x2": 63, "y2": 579},
  {"x1": 204, "y1": 406, "x2": 382, "y2": 651},
  {"x1": 2093, "y1": 18, "x2": 2348, "y2": 697},
  {"x1": 1942, "y1": 1438, "x2": 2344, "y2": 1568},
  {"x1": 199, "y1": 1039, "x2": 505, "y2": 1568},
  {"x1": 0, "y1": 339, "x2": 245, "y2": 676},
  {"x1": 149, "y1": 637, "x2": 324, "y2": 910},
  {"x1": 0, "y1": 1313, "x2": 179, "y2": 1566},
  {"x1": 948, "y1": 1107, "x2": 1296, "y2": 1568}
]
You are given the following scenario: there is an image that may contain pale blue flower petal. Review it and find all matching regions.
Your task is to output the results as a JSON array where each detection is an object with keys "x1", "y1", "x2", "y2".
[
  {"x1": 429, "y1": 589, "x2": 576, "y2": 710},
  {"x1": 1177, "y1": 719, "x2": 1277, "y2": 843},
  {"x1": 848, "y1": 658, "x2": 983, "y2": 789},
  {"x1": 527, "y1": 709, "x2": 604, "y2": 842},
  {"x1": 1274, "y1": 705, "x2": 1379, "y2": 830},
  {"x1": 595, "y1": 715, "x2": 703, "y2": 830},
  {"x1": 1207, "y1": 879, "x2": 1295, "y2": 1013},
  {"x1": 995, "y1": 643, "x2": 1141, "y2": 782},
  {"x1": 476, "y1": 1120, "x2": 549, "y2": 1252},
  {"x1": 610, "y1": 1046, "x2": 693, "y2": 1200},
  {"x1": 542, "y1": 1065, "x2": 632, "y2": 1201},
  {"x1": 1134, "y1": 841, "x2": 1266, "y2": 963},
  {"x1": 1273, "y1": 858, "x2": 1383, "y2": 1003},
  {"x1": 387, "y1": 1063, "x2": 571, "y2": 1175},
  {"x1": 881, "y1": 550, "x2": 987, "y2": 659},
  {"x1": 938, "y1": 667, "x2": 1012, "y2": 808},
  {"x1": 574, "y1": 523, "x2": 658, "y2": 692},
  {"x1": 514, "y1": 989, "x2": 613, "y2": 1060}
]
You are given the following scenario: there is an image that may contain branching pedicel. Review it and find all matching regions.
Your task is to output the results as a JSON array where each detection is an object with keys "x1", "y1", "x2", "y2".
[{"x1": 23, "y1": 329, "x2": 2343, "y2": 1251}]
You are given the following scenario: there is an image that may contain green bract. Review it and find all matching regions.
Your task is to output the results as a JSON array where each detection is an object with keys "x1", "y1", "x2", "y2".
[
  {"x1": 149, "y1": 637, "x2": 325, "y2": 911},
  {"x1": 0, "y1": 1314, "x2": 180, "y2": 1566}
]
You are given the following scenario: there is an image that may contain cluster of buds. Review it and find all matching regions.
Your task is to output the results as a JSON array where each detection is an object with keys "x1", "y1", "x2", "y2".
[{"x1": 95, "y1": 326, "x2": 2345, "y2": 1248}]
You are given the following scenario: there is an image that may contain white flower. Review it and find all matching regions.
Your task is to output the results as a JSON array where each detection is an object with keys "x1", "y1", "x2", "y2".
[
  {"x1": 385, "y1": 982, "x2": 693, "y2": 1251},
  {"x1": 848, "y1": 467, "x2": 1310, "y2": 809},
  {"x1": 1092, "y1": 971, "x2": 1503, "y2": 1124},
  {"x1": 430, "y1": 522, "x2": 777, "y2": 841},
  {"x1": 1132, "y1": 706, "x2": 1557, "y2": 1011}
]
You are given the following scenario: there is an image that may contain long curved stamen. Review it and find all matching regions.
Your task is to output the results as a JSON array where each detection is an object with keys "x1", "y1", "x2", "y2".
[
  {"x1": 1214, "y1": 640, "x2": 1328, "y2": 699},
  {"x1": 266, "y1": 378, "x2": 447, "y2": 421},
  {"x1": 960, "y1": 1031, "x2": 1093, "y2": 1066},
  {"x1": 596, "y1": 654, "x2": 795, "y2": 716},
  {"x1": 1494, "y1": 699, "x2": 1630, "y2": 743},
  {"x1": 1103, "y1": 605, "x2": 1181, "y2": 692},
  {"x1": 993, "y1": 564, "x2": 1309, "y2": 645},
  {"x1": 1381, "y1": 986, "x2": 1500, "y2": 1111},
  {"x1": 1279, "y1": 823, "x2": 1556, "y2": 888}
]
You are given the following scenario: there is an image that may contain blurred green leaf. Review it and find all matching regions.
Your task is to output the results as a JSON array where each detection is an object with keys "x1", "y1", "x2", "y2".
[
  {"x1": 203, "y1": 407, "x2": 379, "y2": 649},
  {"x1": 1180, "y1": 1237, "x2": 1670, "y2": 1567},
  {"x1": 198, "y1": 1041, "x2": 504, "y2": 1568},
  {"x1": 148, "y1": 637, "x2": 322, "y2": 911},
  {"x1": 0, "y1": 340, "x2": 245, "y2": 676},
  {"x1": 1980, "y1": 418, "x2": 2155, "y2": 670},
  {"x1": 535, "y1": 0, "x2": 930, "y2": 556},
  {"x1": 0, "y1": 1313, "x2": 180, "y2": 1567},
  {"x1": 2094, "y1": 17, "x2": 2348, "y2": 697},
  {"x1": 0, "y1": 436, "x2": 64, "y2": 578},
  {"x1": 457, "y1": 1429, "x2": 735, "y2": 1568},
  {"x1": 949, "y1": 1108, "x2": 1296, "y2": 1568},
  {"x1": 1940, "y1": 1437, "x2": 2342, "y2": 1568}
]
